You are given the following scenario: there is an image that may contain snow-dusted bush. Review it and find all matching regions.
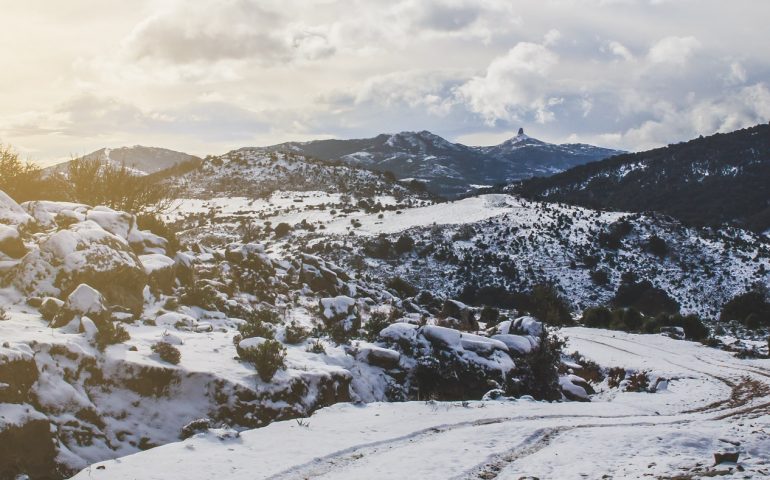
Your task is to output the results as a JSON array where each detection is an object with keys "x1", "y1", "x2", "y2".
[
  {"x1": 240, "y1": 339, "x2": 287, "y2": 381},
  {"x1": 363, "y1": 311, "x2": 392, "y2": 341},
  {"x1": 283, "y1": 321, "x2": 310, "y2": 344},
  {"x1": 238, "y1": 308, "x2": 280, "y2": 340},
  {"x1": 94, "y1": 321, "x2": 130, "y2": 350},
  {"x1": 152, "y1": 341, "x2": 181, "y2": 365}
]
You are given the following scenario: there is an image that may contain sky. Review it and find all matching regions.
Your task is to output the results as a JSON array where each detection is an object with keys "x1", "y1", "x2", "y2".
[{"x1": 0, "y1": 0, "x2": 769, "y2": 165}]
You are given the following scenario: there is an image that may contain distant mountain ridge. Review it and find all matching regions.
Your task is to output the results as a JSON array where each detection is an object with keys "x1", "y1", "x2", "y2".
[
  {"x1": 517, "y1": 123, "x2": 770, "y2": 233},
  {"x1": 259, "y1": 129, "x2": 622, "y2": 197},
  {"x1": 46, "y1": 146, "x2": 201, "y2": 176}
]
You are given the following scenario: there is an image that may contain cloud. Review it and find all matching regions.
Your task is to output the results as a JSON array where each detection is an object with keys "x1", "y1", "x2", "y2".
[
  {"x1": 122, "y1": 0, "x2": 335, "y2": 66},
  {"x1": 607, "y1": 41, "x2": 634, "y2": 61},
  {"x1": 3, "y1": 0, "x2": 770, "y2": 161},
  {"x1": 455, "y1": 42, "x2": 560, "y2": 125},
  {"x1": 647, "y1": 36, "x2": 701, "y2": 65}
]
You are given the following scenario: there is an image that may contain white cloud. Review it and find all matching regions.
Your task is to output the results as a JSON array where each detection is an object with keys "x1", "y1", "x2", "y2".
[
  {"x1": 607, "y1": 41, "x2": 634, "y2": 61},
  {"x1": 647, "y1": 36, "x2": 701, "y2": 65},
  {"x1": 455, "y1": 42, "x2": 560, "y2": 125}
]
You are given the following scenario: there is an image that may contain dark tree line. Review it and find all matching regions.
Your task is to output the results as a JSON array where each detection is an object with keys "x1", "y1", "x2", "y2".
[{"x1": 518, "y1": 123, "x2": 770, "y2": 232}]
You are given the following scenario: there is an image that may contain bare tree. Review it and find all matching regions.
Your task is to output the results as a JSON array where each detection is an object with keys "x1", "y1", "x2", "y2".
[
  {"x1": 0, "y1": 144, "x2": 43, "y2": 202},
  {"x1": 65, "y1": 156, "x2": 175, "y2": 213}
]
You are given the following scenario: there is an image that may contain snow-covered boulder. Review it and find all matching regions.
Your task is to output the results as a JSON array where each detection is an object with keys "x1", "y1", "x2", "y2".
[
  {"x1": 78, "y1": 316, "x2": 99, "y2": 341},
  {"x1": 155, "y1": 312, "x2": 197, "y2": 329},
  {"x1": 379, "y1": 322, "x2": 419, "y2": 343},
  {"x1": 559, "y1": 374, "x2": 593, "y2": 402},
  {"x1": 65, "y1": 284, "x2": 108, "y2": 317},
  {"x1": 491, "y1": 334, "x2": 536, "y2": 356},
  {"x1": 320, "y1": 296, "x2": 356, "y2": 320},
  {"x1": 0, "y1": 224, "x2": 26, "y2": 259},
  {"x1": 52, "y1": 284, "x2": 109, "y2": 327},
  {"x1": 440, "y1": 299, "x2": 478, "y2": 331},
  {"x1": 140, "y1": 253, "x2": 176, "y2": 294},
  {"x1": 459, "y1": 332, "x2": 509, "y2": 355},
  {"x1": 0, "y1": 190, "x2": 32, "y2": 226},
  {"x1": 39, "y1": 297, "x2": 64, "y2": 321},
  {"x1": 422, "y1": 325, "x2": 462, "y2": 347},
  {"x1": 356, "y1": 344, "x2": 401, "y2": 369},
  {"x1": 86, "y1": 207, "x2": 134, "y2": 239},
  {"x1": 21, "y1": 200, "x2": 89, "y2": 229},
  {"x1": 13, "y1": 218, "x2": 147, "y2": 312},
  {"x1": 498, "y1": 316, "x2": 543, "y2": 337},
  {"x1": 128, "y1": 228, "x2": 167, "y2": 255},
  {"x1": 320, "y1": 296, "x2": 360, "y2": 338}
]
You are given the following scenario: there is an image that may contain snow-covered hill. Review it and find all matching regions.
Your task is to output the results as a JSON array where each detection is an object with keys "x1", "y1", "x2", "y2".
[
  {"x1": 175, "y1": 149, "x2": 436, "y2": 203},
  {"x1": 167, "y1": 193, "x2": 769, "y2": 318},
  {"x1": 259, "y1": 129, "x2": 622, "y2": 197}
]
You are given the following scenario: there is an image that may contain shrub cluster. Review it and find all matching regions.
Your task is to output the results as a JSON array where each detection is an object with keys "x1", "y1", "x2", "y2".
[
  {"x1": 581, "y1": 306, "x2": 709, "y2": 341},
  {"x1": 241, "y1": 339, "x2": 287, "y2": 381},
  {"x1": 152, "y1": 342, "x2": 182, "y2": 365}
]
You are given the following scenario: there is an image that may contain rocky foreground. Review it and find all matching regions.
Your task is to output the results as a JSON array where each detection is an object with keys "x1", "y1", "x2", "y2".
[{"x1": 0, "y1": 190, "x2": 589, "y2": 479}]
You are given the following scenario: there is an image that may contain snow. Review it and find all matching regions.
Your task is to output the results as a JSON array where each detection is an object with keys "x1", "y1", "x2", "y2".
[
  {"x1": 64, "y1": 284, "x2": 105, "y2": 315},
  {"x1": 320, "y1": 296, "x2": 356, "y2": 320},
  {"x1": 139, "y1": 254, "x2": 175, "y2": 274},
  {"x1": 70, "y1": 328, "x2": 770, "y2": 480}
]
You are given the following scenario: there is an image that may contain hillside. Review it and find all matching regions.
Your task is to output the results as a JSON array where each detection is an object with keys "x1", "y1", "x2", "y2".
[
  {"x1": 517, "y1": 123, "x2": 770, "y2": 233},
  {"x1": 175, "y1": 149, "x2": 436, "y2": 203},
  {"x1": 261, "y1": 129, "x2": 622, "y2": 197}
]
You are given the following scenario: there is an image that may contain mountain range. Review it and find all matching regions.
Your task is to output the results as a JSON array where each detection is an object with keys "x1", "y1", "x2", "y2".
[{"x1": 260, "y1": 128, "x2": 623, "y2": 197}]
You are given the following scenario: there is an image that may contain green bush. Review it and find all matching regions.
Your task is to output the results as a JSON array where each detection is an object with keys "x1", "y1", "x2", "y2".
[
  {"x1": 152, "y1": 342, "x2": 181, "y2": 364},
  {"x1": 394, "y1": 234, "x2": 415, "y2": 254},
  {"x1": 284, "y1": 321, "x2": 310, "y2": 344},
  {"x1": 238, "y1": 308, "x2": 281, "y2": 339},
  {"x1": 581, "y1": 306, "x2": 612, "y2": 328},
  {"x1": 720, "y1": 289, "x2": 770, "y2": 329},
  {"x1": 386, "y1": 276, "x2": 417, "y2": 298},
  {"x1": 524, "y1": 284, "x2": 573, "y2": 326},
  {"x1": 241, "y1": 339, "x2": 287, "y2": 381},
  {"x1": 364, "y1": 311, "x2": 392, "y2": 341},
  {"x1": 479, "y1": 306, "x2": 500, "y2": 326},
  {"x1": 94, "y1": 321, "x2": 130, "y2": 350}
]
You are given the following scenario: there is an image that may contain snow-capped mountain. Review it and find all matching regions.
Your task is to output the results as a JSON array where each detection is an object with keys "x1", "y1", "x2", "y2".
[
  {"x1": 518, "y1": 123, "x2": 770, "y2": 232},
  {"x1": 46, "y1": 146, "x2": 201, "y2": 176},
  {"x1": 260, "y1": 129, "x2": 622, "y2": 197}
]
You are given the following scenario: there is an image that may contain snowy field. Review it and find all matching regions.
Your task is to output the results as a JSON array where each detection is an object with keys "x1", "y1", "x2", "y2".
[{"x1": 73, "y1": 329, "x2": 770, "y2": 480}]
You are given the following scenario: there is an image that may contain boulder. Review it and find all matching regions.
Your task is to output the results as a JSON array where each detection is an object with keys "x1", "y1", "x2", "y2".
[
  {"x1": 140, "y1": 254, "x2": 176, "y2": 294},
  {"x1": 440, "y1": 299, "x2": 478, "y2": 331},
  {"x1": 492, "y1": 334, "x2": 536, "y2": 356},
  {"x1": 39, "y1": 297, "x2": 64, "y2": 322},
  {"x1": 155, "y1": 312, "x2": 198, "y2": 330},
  {"x1": 13, "y1": 219, "x2": 147, "y2": 313},
  {"x1": 21, "y1": 200, "x2": 89, "y2": 229},
  {"x1": 0, "y1": 190, "x2": 32, "y2": 226},
  {"x1": 0, "y1": 347, "x2": 38, "y2": 403},
  {"x1": 52, "y1": 284, "x2": 108, "y2": 327},
  {"x1": 175, "y1": 252, "x2": 195, "y2": 286},
  {"x1": 559, "y1": 374, "x2": 593, "y2": 402},
  {"x1": 0, "y1": 225, "x2": 26, "y2": 259},
  {"x1": 357, "y1": 345, "x2": 401, "y2": 369},
  {"x1": 319, "y1": 296, "x2": 360, "y2": 339}
]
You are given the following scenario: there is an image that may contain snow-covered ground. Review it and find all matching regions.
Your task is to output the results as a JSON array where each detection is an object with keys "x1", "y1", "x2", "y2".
[{"x1": 73, "y1": 329, "x2": 770, "y2": 480}]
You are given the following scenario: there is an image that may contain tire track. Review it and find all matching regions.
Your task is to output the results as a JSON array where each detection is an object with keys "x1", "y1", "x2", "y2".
[{"x1": 271, "y1": 334, "x2": 770, "y2": 480}]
